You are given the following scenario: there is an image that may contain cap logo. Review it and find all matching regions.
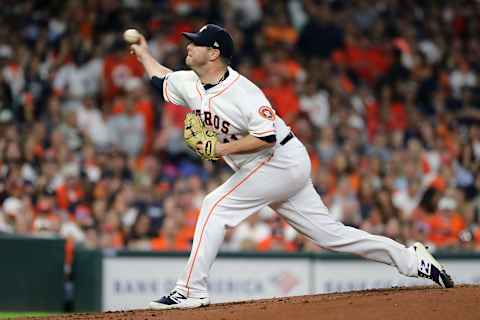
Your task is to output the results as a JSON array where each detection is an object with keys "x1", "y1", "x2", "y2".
[
  {"x1": 213, "y1": 41, "x2": 219, "y2": 48},
  {"x1": 199, "y1": 25, "x2": 208, "y2": 32}
]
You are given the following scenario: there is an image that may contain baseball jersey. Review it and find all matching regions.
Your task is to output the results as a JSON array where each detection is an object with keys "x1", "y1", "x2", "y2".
[{"x1": 162, "y1": 67, "x2": 291, "y2": 168}]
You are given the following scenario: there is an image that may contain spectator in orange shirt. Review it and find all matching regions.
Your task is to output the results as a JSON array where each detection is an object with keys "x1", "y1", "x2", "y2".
[
  {"x1": 107, "y1": 94, "x2": 146, "y2": 157},
  {"x1": 273, "y1": 48, "x2": 303, "y2": 81},
  {"x1": 263, "y1": 12, "x2": 298, "y2": 47},
  {"x1": 56, "y1": 167, "x2": 85, "y2": 210},
  {"x1": 380, "y1": 86, "x2": 407, "y2": 133},
  {"x1": 172, "y1": 179, "x2": 200, "y2": 244},
  {"x1": 342, "y1": 35, "x2": 391, "y2": 84},
  {"x1": 256, "y1": 217, "x2": 297, "y2": 252},
  {"x1": 99, "y1": 211, "x2": 124, "y2": 249},
  {"x1": 474, "y1": 226, "x2": 480, "y2": 251},
  {"x1": 111, "y1": 79, "x2": 155, "y2": 153},
  {"x1": 32, "y1": 196, "x2": 61, "y2": 237},
  {"x1": 151, "y1": 216, "x2": 191, "y2": 252},
  {"x1": 427, "y1": 197, "x2": 465, "y2": 249},
  {"x1": 102, "y1": 40, "x2": 144, "y2": 102},
  {"x1": 263, "y1": 72, "x2": 300, "y2": 125}
]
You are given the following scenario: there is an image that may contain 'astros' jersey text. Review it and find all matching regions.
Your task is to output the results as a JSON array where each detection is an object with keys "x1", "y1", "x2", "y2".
[{"x1": 162, "y1": 67, "x2": 290, "y2": 168}]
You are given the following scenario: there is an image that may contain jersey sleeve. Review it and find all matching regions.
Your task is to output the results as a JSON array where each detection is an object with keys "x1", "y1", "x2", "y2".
[
  {"x1": 246, "y1": 102, "x2": 277, "y2": 138},
  {"x1": 237, "y1": 79, "x2": 278, "y2": 138},
  {"x1": 162, "y1": 71, "x2": 195, "y2": 106}
]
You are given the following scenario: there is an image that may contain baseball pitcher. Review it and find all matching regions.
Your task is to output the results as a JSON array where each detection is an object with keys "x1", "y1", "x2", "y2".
[{"x1": 128, "y1": 24, "x2": 454, "y2": 310}]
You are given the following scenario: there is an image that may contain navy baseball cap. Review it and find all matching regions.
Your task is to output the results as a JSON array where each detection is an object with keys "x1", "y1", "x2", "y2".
[{"x1": 182, "y1": 24, "x2": 234, "y2": 59}]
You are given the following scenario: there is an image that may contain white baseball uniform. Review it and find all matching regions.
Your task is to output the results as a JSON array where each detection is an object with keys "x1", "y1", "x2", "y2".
[{"x1": 161, "y1": 66, "x2": 418, "y2": 298}]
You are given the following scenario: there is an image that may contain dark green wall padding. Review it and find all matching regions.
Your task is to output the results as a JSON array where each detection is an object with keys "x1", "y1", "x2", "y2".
[
  {"x1": 72, "y1": 248, "x2": 103, "y2": 312},
  {"x1": 0, "y1": 235, "x2": 65, "y2": 311}
]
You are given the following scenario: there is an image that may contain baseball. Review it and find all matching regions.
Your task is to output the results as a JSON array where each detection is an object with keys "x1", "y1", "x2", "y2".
[{"x1": 123, "y1": 29, "x2": 141, "y2": 44}]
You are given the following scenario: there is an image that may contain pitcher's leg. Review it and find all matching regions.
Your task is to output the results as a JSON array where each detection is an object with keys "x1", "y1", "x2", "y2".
[
  {"x1": 174, "y1": 157, "x2": 288, "y2": 298},
  {"x1": 277, "y1": 180, "x2": 418, "y2": 277},
  {"x1": 150, "y1": 180, "x2": 267, "y2": 310},
  {"x1": 174, "y1": 189, "x2": 231, "y2": 298}
]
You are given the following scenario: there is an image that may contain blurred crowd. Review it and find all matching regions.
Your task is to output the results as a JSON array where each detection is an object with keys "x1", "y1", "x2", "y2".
[{"x1": 1, "y1": 0, "x2": 480, "y2": 256}]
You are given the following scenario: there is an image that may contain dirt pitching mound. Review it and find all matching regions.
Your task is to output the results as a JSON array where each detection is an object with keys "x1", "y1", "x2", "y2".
[{"x1": 31, "y1": 285, "x2": 480, "y2": 320}]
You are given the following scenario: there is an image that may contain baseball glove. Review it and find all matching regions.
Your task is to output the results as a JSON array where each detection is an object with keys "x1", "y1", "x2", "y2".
[{"x1": 184, "y1": 112, "x2": 219, "y2": 161}]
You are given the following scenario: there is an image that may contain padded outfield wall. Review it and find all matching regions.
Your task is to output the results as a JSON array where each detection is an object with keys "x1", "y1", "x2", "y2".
[
  {"x1": 0, "y1": 235, "x2": 65, "y2": 311},
  {"x1": 1, "y1": 236, "x2": 478, "y2": 312},
  {"x1": 73, "y1": 249, "x2": 480, "y2": 312}
]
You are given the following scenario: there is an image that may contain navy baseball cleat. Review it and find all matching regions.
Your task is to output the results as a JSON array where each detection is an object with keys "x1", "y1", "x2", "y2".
[
  {"x1": 149, "y1": 290, "x2": 210, "y2": 310},
  {"x1": 413, "y1": 242, "x2": 454, "y2": 288}
]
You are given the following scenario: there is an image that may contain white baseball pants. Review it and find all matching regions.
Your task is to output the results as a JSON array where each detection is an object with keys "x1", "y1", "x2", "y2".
[{"x1": 175, "y1": 137, "x2": 418, "y2": 298}]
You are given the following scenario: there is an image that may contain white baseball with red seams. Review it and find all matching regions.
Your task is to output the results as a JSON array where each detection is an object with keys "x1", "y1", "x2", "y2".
[
  {"x1": 162, "y1": 66, "x2": 419, "y2": 299},
  {"x1": 123, "y1": 29, "x2": 141, "y2": 44}
]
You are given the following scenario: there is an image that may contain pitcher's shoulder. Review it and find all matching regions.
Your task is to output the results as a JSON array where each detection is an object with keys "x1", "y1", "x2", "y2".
[{"x1": 233, "y1": 74, "x2": 267, "y2": 97}]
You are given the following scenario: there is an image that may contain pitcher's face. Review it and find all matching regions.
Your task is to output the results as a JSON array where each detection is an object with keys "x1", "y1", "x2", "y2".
[{"x1": 185, "y1": 42, "x2": 210, "y2": 68}]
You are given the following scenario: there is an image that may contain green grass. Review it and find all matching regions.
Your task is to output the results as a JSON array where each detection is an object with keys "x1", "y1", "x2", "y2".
[{"x1": 0, "y1": 312, "x2": 54, "y2": 319}]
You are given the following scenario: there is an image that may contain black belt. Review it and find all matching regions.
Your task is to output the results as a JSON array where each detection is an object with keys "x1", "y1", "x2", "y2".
[{"x1": 280, "y1": 132, "x2": 294, "y2": 146}]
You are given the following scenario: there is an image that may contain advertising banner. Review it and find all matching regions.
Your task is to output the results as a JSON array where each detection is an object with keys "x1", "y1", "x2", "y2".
[
  {"x1": 101, "y1": 255, "x2": 480, "y2": 311},
  {"x1": 102, "y1": 256, "x2": 310, "y2": 311},
  {"x1": 313, "y1": 259, "x2": 480, "y2": 294}
]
